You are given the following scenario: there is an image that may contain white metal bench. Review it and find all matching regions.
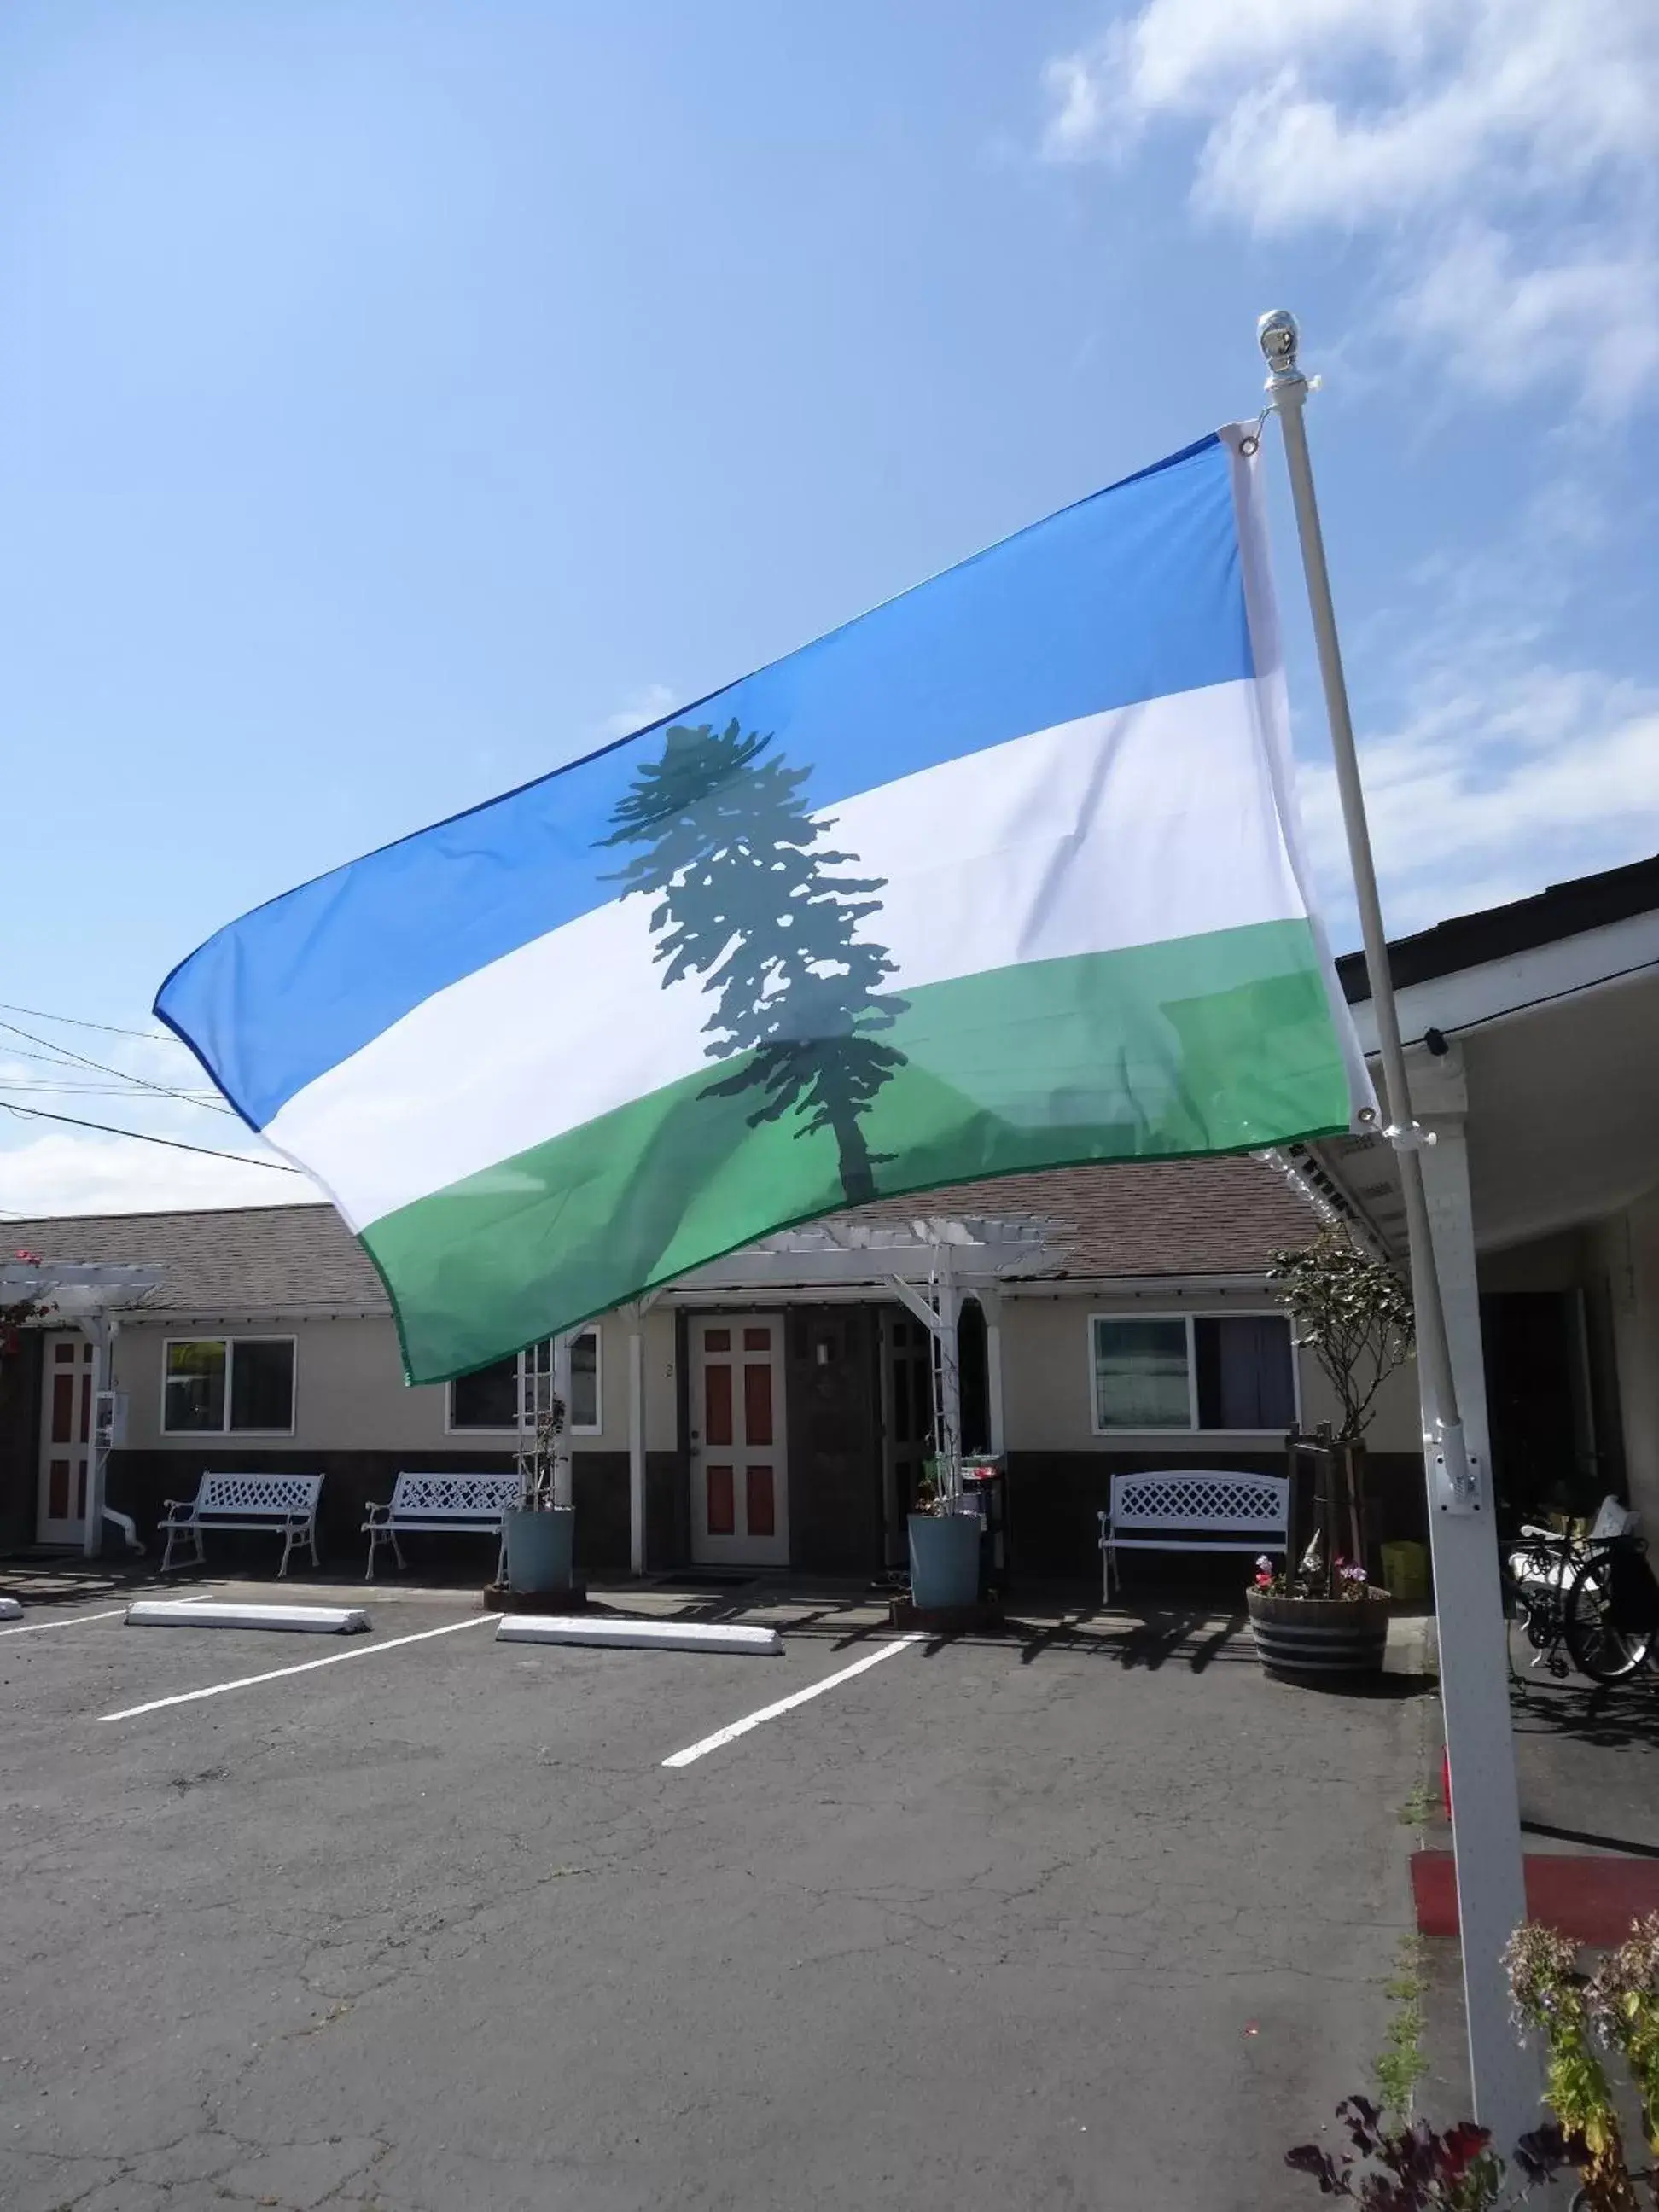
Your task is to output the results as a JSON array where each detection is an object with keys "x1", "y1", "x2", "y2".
[
  {"x1": 361, "y1": 1471, "x2": 522, "y2": 1582},
  {"x1": 1097, "y1": 1470, "x2": 1289, "y2": 1600},
  {"x1": 160, "y1": 1472, "x2": 323, "y2": 1579}
]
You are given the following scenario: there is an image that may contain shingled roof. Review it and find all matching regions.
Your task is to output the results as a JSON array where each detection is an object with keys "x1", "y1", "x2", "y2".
[
  {"x1": 4, "y1": 1156, "x2": 1317, "y2": 1313},
  {"x1": 839, "y1": 1155, "x2": 1318, "y2": 1277},
  {"x1": 3, "y1": 1203, "x2": 389, "y2": 1317}
]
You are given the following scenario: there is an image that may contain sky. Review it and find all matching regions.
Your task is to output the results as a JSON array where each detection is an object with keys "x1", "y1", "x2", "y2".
[{"x1": 3, "y1": 0, "x2": 1657, "y2": 1217}]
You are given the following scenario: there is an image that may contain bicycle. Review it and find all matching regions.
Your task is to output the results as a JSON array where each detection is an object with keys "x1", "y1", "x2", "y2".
[
  {"x1": 1502, "y1": 1522, "x2": 1588, "y2": 1680},
  {"x1": 1562, "y1": 1529, "x2": 1659, "y2": 1685}
]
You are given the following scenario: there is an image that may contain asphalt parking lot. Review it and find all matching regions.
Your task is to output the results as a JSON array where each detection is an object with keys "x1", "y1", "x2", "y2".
[{"x1": 1, "y1": 1583, "x2": 1429, "y2": 2211}]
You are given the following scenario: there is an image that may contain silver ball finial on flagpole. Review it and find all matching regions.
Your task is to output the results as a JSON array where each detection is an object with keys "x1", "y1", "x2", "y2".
[{"x1": 1258, "y1": 308, "x2": 1303, "y2": 388}]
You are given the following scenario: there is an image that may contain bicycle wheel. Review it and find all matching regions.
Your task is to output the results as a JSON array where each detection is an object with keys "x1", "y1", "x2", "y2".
[{"x1": 1564, "y1": 1554, "x2": 1656, "y2": 1684}]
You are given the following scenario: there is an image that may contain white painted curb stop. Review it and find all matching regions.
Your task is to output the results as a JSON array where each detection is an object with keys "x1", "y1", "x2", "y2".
[
  {"x1": 496, "y1": 1615, "x2": 783, "y2": 1656},
  {"x1": 0, "y1": 1598, "x2": 22, "y2": 1621},
  {"x1": 125, "y1": 1602, "x2": 371, "y2": 1634}
]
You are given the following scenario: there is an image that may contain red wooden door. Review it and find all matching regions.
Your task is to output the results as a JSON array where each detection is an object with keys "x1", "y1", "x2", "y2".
[
  {"x1": 689, "y1": 1315, "x2": 788, "y2": 1566},
  {"x1": 37, "y1": 1331, "x2": 94, "y2": 1545}
]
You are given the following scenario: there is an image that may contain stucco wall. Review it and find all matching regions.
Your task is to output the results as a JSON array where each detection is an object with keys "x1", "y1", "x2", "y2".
[
  {"x1": 102, "y1": 1285, "x2": 1429, "y2": 1490},
  {"x1": 643, "y1": 1306, "x2": 679, "y2": 1449},
  {"x1": 995, "y1": 1289, "x2": 1422, "y2": 1456},
  {"x1": 108, "y1": 1313, "x2": 629, "y2": 1453}
]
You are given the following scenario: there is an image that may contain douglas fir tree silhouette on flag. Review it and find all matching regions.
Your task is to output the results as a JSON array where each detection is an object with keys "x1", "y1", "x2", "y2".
[{"x1": 601, "y1": 719, "x2": 908, "y2": 1206}]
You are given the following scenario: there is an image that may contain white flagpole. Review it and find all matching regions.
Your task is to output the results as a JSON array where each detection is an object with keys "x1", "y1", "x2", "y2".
[{"x1": 1258, "y1": 311, "x2": 1540, "y2": 2144}]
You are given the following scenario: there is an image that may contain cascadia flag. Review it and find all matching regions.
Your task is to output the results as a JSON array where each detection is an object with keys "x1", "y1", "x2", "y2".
[{"x1": 157, "y1": 428, "x2": 1372, "y2": 1383}]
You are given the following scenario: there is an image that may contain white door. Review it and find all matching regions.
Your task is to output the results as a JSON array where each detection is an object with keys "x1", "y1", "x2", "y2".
[
  {"x1": 37, "y1": 1331, "x2": 94, "y2": 1545},
  {"x1": 690, "y1": 1315, "x2": 789, "y2": 1567}
]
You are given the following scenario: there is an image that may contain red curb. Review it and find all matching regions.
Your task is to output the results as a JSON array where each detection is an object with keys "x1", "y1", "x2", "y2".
[{"x1": 1412, "y1": 1851, "x2": 1659, "y2": 1944}]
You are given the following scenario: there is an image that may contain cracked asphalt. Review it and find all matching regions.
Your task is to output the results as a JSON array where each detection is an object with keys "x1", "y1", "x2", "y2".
[{"x1": 1, "y1": 1592, "x2": 1429, "y2": 2209}]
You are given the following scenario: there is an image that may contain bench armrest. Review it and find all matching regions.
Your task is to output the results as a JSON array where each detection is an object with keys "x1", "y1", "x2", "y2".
[
  {"x1": 159, "y1": 1499, "x2": 197, "y2": 1521},
  {"x1": 363, "y1": 1500, "x2": 393, "y2": 1525}
]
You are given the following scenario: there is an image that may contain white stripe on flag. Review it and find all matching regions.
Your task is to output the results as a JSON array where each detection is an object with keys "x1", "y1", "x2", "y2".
[{"x1": 266, "y1": 678, "x2": 1304, "y2": 1230}]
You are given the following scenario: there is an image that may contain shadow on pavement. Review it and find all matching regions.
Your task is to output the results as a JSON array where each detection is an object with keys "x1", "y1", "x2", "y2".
[
  {"x1": 1511, "y1": 1674, "x2": 1659, "y2": 1753},
  {"x1": 0, "y1": 1562, "x2": 155, "y2": 1610},
  {"x1": 1522, "y1": 1818, "x2": 1659, "y2": 1860}
]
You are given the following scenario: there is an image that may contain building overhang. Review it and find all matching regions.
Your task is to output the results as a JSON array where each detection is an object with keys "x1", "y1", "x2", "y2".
[{"x1": 1302, "y1": 899, "x2": 1659, "y2": 1258}]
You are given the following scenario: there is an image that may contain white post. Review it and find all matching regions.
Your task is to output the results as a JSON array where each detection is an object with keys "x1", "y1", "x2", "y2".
[
  {"x1": 1260, "y1": 309, "x2": 1540, "y2": 2144},
  {"x1": 934, "y1": 1242, "x2": 962, "y2": 1497},
  {"x1": 980, "y1": 1287, "x2": 1007, "y2": 1458},
  {"x1": 80, "y1": 1320, "x2": 107, "y2": 1558},
  {"x1": 551, "y1": 1330, "x2": 574, "y2": 1511},
  {"x1": 1408, "y1": 1043, "x2": 1536, "y2": 2129},
  {"x1": 627, "y1": 1309, "x2": 647, "y2": 1577}
]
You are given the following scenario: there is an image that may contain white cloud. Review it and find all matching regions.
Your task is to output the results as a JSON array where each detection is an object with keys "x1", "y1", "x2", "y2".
[
  {"x1": 1040, "y1": 0, "x2": 1659, "y2": 414},
  {"x1": 1297, "y1": 660, "x2": 1659, "y2": 936},
  {"x1": 1400, "y1": 227, "x2": 1659, "y2": 416},
  {"x1": 600, "y1": 683, "x2": 676, "y2": 744},
  {"x1": 0, "y1": 1128, "x2": 314, "y2": 1219},
  {"x1": 0, "y1": 1022, "x2": 315, "y2": 1218}
]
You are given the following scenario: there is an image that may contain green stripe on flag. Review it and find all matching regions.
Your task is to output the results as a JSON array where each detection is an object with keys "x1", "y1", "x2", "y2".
[{"x1": 364, "y1": 919, "x2": 1349, "y2": 1382}]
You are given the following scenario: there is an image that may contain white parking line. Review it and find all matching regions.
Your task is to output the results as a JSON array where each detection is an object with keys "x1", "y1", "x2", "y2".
[
  {"x1": 662, "y1": 1633, "x2": 920, "y2": 1768},
  {"x1": 101, "y1": 1612, "x2": 497, "y2": 1722},
  {"x1": 0, "y1": 1592, "x2": 216, "y2": 1639},
  {"x1": 0, "y1": 1607, "x2": 129, "y2": 1639}
]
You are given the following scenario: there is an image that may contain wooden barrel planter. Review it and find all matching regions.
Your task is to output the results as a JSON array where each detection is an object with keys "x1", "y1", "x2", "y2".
[{"x1": 1247, "y1": 1589, "x2": 1392, "y2": 1680}]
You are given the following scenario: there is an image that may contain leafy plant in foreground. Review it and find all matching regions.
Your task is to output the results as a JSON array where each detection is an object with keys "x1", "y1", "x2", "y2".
[{"x1": 1286, "y1": 2095, "x2": 1571, "y2": 2208}]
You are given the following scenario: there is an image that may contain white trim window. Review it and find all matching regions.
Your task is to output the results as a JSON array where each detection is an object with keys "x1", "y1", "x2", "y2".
[
  {"x1": 1089, "y1": 1313, "x2": 1296, "y2": 1435},
  {"x1": 447, "y1": 1329, "x2": 602, "y2": 1436},
  {"x1": 162, "y1": 1336, "x2": 296, "y2": 1436}
]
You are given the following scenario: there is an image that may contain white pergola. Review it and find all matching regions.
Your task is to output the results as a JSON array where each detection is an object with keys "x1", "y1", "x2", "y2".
[
  {"x1": 602, "y1": 1214, "x2": 1075, "y2": 1574},
  {"x1": 2, "y1": 1261, "x2": 161, "y2": 1557}
]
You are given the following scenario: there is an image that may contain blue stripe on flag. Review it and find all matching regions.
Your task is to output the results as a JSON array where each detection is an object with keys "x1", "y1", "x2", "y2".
[{"x1": 158, "y1": 433, "x2": 1249, "y2": 1130}]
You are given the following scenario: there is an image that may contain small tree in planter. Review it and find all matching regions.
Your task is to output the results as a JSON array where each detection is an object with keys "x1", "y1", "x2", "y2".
[
  {"x1": 907, "y1": 1458, "x2": 981, "y2": 1612},
  {"x1": 500, "y1": 1359, "x2": 576, "y2": 1596},
  {"x1": 1247, "y1": 1225, "x2": 1414, "y2": 1679}
]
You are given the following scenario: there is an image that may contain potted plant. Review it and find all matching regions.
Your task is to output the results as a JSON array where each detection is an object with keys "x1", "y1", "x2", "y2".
[
  {"x1": 908, "y1": 1458, "x2": 981, "y2": 1611},
  {"x1": 502, "y1": 1386, "x2": 577, "y2": 1596},
  {"x1": 1246, "y1": 1225, "x2": 1414, "y2": 1681}
]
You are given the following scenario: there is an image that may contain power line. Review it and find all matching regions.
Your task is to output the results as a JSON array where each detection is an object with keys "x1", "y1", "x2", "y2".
[
  {"x1": 0, "y1": 1041, "x2": 114, "y2": 1071},
  {"x1": 0, "y1": 1099, "x2": 303, "y2": 1173},
  {"x1": 1, "y1": 1081, "x2": 225, "y2": 1098},
  {"x1": 0, "y1": 999, "x2": 183, "y2": 1043},
  {"x1": 0, "y1": 1043, "x2": 224, "y2": 1102},
  {"x1": 0, "y1": 1018, "x2": 236, "y2": 1115}
]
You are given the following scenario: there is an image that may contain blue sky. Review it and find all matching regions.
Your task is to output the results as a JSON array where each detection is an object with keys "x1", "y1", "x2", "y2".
[{"x1": 4, "y1": 0, "x2": 1657, "y2": 1213}]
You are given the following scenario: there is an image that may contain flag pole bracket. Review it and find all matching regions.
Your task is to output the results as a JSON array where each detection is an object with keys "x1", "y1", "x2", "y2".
[{"x1": 1384, "y1": 1120, "x2": 1435, "y2": 1154}]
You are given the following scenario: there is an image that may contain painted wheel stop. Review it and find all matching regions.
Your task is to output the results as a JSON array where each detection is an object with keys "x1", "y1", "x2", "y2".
[
  {"x1": 126, "y1": 1602, "x2": 371, "y2": 1634},
  {"x1": 496, "y1": 1615, "x2": 783, "y2": 1656}
]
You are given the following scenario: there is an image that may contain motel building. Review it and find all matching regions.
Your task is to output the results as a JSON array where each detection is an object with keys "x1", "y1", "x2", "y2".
[{"x1": 4, "y1": 858, "x2": 1659, "y2": 1586}]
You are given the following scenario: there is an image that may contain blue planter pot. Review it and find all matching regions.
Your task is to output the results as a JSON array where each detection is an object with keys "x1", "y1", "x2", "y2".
[
  {"x1": 908, "y1": 1511, "x2": 981, "y2": 1610},
  {"x1": 504, "y1": 1506, "x2": 576, "y2": 1594}
]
